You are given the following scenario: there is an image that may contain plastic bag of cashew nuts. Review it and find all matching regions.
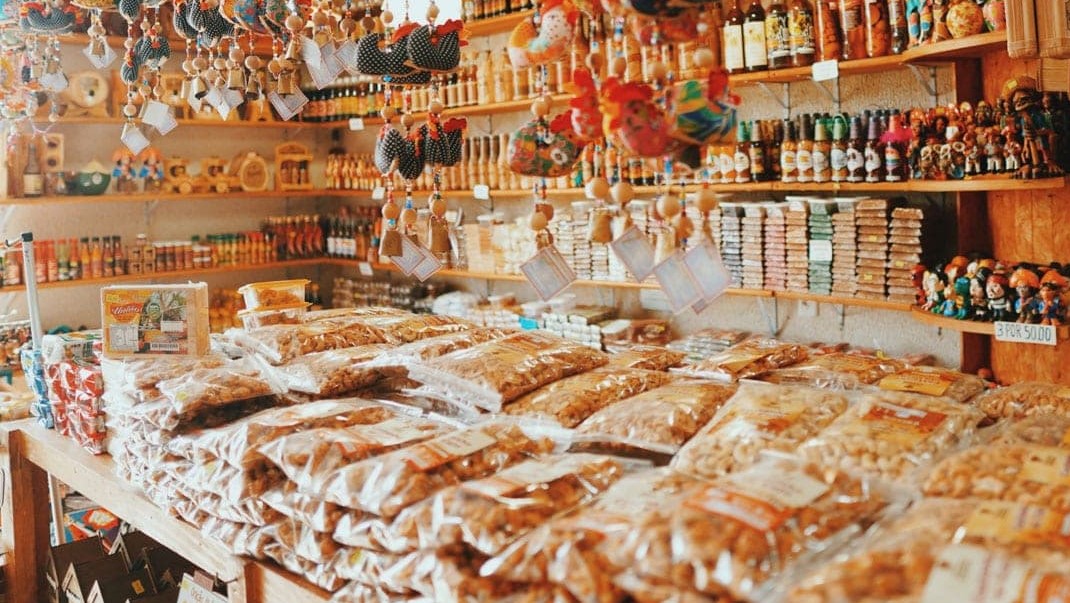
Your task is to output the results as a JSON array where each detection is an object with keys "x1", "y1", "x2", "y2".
[
  {"x1": 304, "y1": 307, "x2": 411, "y2": 324},
  {"x1": 784, "y1": 498, "x2": 1070, "y2": 603},
  {"x1": 992, "y1": 412, "x2": 1070, "y2": 448},
  {"x1": 670, "y1": 382, "x2": 850, "y2": 479},
  {"x1": 101, "y1": 353, "x2": 229, "y2": 404},
  {"x1": 973, "y1": 381, "x2": 1070, "y2": 420},
  {"x1": 571, "y1": 379, "x2": 738, "y2": 456},
  {"x1": 262, "y1": 345, "x2": 406, "y2": 397},
  {"x1": 359, "y1": 313, "x2": 475, "y2": 345},
  {"x1": 921, "y1": 442, "x2": 1070, "y2": 513},
  {"x1": 322, "y1": 419, "x2": 562, "y2": 518},
  {"x1": 603, "y1": 344, "x2": 687, "y2": 371},
  {"x1": 261, "y1": 483, "x2": 345, "y2": 533},
  {"x1": 674, "y1": 337, "x2": 809, "y2": 382},
  {"x1": 875, "y1": 365, "x2": 986, "y2": 403},
  {"x1": 227, "y1": 321, "x2": 388, "y2": 365},
  {"x1": 798, "y1": 390, "x2": 985, "y2": 482},
  {"x1": 404, "y1": 331, "x2": 610, "y2": 413},
  {"x1": 363, "y1": 327, "x2": 515, "y2": 370},
  {"x1": 759, "y1": 352, "x2": 905, "y2": 390},
  {"x1": 502, "y1": 367, "x2": 675, "y2": 428},
  {"x1": 617, "y1": 455, "x2": 889, "y2": 601}
]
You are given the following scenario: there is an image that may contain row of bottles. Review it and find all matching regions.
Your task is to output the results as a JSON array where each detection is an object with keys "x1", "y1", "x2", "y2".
[
  {"x1": 723, "y1": 0, "x2": 908, "y2": 73},
  {"x1": 324, "y1": 207, "x2": 382, "y2": 264},
  {"x1": 461, "y1": 0, "x2": 534, "y2": 21},
  {"x1": 262, "y1": 215, "x2": 325, "y2": 260},
  {"x1": 704, "y1": 110, "x2": 912, "y2": 185},
  {"x1": 4, "y1": 237, "x2": 125, "y2": 285}
]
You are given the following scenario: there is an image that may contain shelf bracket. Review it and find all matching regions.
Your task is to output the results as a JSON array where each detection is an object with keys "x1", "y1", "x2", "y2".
[
  {"x1": 756, "y1": 82, "x2": 791, "y2": 120},
  {"x1": 908, "y1": 65, "x2": 939, "y2": 106},
  {"x1": 809, "y1": 78, "x2": 841, "y2": 114},
  {"x1": 757, "y1": 296, "x2": 779, "y2": 337}
]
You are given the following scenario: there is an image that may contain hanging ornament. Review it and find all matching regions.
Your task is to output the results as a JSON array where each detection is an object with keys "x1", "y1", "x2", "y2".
[
  {"x1": 20, "y1": 0, "x2": 79, "y2": 33},
  {"x1": 508, "y1": 0, "x2": 578, "y2": 70},
  {"x1": 406, "y1": 2, "x2": 465, "y2": 73},
  {"x1": 379, "y1": 186, "x2": 403, "y2": 257}
]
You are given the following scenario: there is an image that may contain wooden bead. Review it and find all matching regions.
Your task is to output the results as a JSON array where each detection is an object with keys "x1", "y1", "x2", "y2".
[
  {"x1": 213, "y1": 57, "x2": 227, "y2": 70},
  {"x1": 610, "y1": 56, "x2": 627, "y2": 78},
  {"x1": 381, "y1": 10, "x2": 393, "y2": 24},
  {"x1": 382, "y1": 202, "x2": 400, "y2": 220},
  {"x1": 123, "y1": 103, "x2": 138, "y2": 117},
  {"x1": 673, "y1": 214, "x2": 694, "y2": 241},
  {"x1": 529, "y1": 211, "x2": 548, "y2": 231},
  {"x1": 381, "y1": 106, "x2": 397, "y2": 120},
  {"x1": 611, "y1": 181, "x2": 634, "y2": 205},
  {"x1": 428, "y1": 99, "x2": 445, "y2": 114},
  {"x1": 341, "y1": 16, "x2": 356, "y2": 33},
  {"x1": 426, "y1": 3, "x2": 439, "y2": 19},
  {"x1": 285, "y1": 14, "x2": 304, "y2": 31},
  {"x1": 193, "y1": 56, "x2": 208, "y2": 70},
  {"x1": 695, "y1": 187, "x2": 718, "y2": 212},
  {"x1": 694, "y1": 47, "x2": 715, "y2": 69},
  {"x1": 585, "y1": 176, "x2": 610, "y2": 200},
  {"x1": 267, "y1": 58, "x2": 283, "y2": 75},
  {"x1": 400, "y1": 207, "x2": 417, "y2": 225},
  {"x1": 312, "y1": 11, "x2": 329, "y2": 26},
  {"x1": 229, "y1": 47, "x2": 245, "y2": 63},
  {"x1": 244, "y1": 56, "x2": 262, "y2": 70},
  {"x1": 401, "y1": 113, "x2": 415, "y2": 127},
  {"x1": 531, "y1": 98, "x2": 550, "y2": 117},
  {"x1": 430, "y1": 197, "x2": 447, "y2": 217},
  {"x1": 362, "y1": 16, "x2": 377, "y2": 31},
  {"x1": 657, "y1": 195, "x2": 681, "y2": 219},
  {"x1": 537, "y1": 202, "x2": 554, "y2": 222}
]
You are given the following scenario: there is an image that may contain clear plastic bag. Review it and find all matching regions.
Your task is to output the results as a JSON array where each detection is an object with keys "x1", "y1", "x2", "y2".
[
  {"x1": 229, "y1": 321, "x2": 388, "y2": 365},
  {"x1": 305, "y1": 307, "x2": 411, "y2": 324},
  {"x1": 322, "y1": 420, "x2": 559, "y2": 518},
  {"x1": 332, "y1": 547, "x2": 403, "y2": 585},
  {"x1": 603, "y1": 345, "x2": 686, "y2": 371},
  {"x1": 620, "y1": 456, "x2": 888, "y2": 600},
  {"x1": 404, "y1": 331, "x2": 610, "y2": 412},
  {"x1": 101, "y1": 353, "x2": 229, "y2": 402},
  {"x1": 876, "y1": 366, "x2": 986, "y2": 403},
  {"x1": 379, "y1": 546, "x2": 563, "y2": 603},
  {"x1": 177, "y1": 455, "x2": 283, "y2": 503},
  {"x1": 258, "y1": 414, "x2": 447, "y2": 494},
  {"x1": 671, "y1": 382, "x2": 849, "y2": 479},
  {"x1": 266, "y1": 345, "x2": 401, "y2": 396},
  {"x1": 362, "y1": 314, "x2": 475, "y2": 344},
  {"x1": 993, "y1": 413, "x2": 1070, "y2": 447},
  {"x1": 502, "y1": 367, "x2": 672, "y2": 428},
  {"x1": 675, "y1": 337, "x2": 809, "y2": 382},
  {"x1": 171, "y1": 490, "x2": 279, "y2": 526},
  {"x1": 760, "y1": 353, "x2": 905, "y2": 389},
  {"x1": 261, "y1": 483, "x2": 345, "y2": 533},
  {"x1": 922, "y1": 443, "x2": 1070, "y2": 513},
  {"x1": 614, "y1": 573, "x2": 738, "y2": 603},
  {"x1": 365, "y1": 328, "x2": 515, "y2": 369},
  {"x1": 199, "y1": 515, "x2": 274, "y2": 558},
  {"x1": 384, "y1": 453, "x2": 625, "y2": 556},
  {"x1": 572, "y1": 380, "x2": 737, "y2": 456},
  {"x1": 799, "y1": 390, "x2": 984, "y2": 482},
  {"x1": 973, "y1": 382, "x2": 1070, "y2": 420}
]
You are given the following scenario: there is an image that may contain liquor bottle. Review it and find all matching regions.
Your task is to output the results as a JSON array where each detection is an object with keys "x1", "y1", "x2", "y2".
[
  {"x1": 22, "y1": 139, "x2": 43, "y2": 198},
  {"x1": 749, "y1": 121, "x2": 768, "y2": 182},
  {"x1": 770, "y1": 119, "x2": 784, "y2": 182},
  {"x1": 864, "y1": 0, "x2": 891, "y2": 57},
  {"x1": 888, "y1": 0, "x2": 908, "y2": 54},
  {"x1": 797, "y1": 115, "x2": 815, "y2": 183},
  {"x1": 744, "y1": 0, "x2": 770, "y2": 71},
  {"x1": 846, "y1": 115, "x2": 866, "y2": 182},
  {"x1": 102, "y1": 236, "x2": 114, "y2": 277},
  {"x1": 830, "y1": 116, "x2": 848, "y2": 182},
  {"x1": 734, "y1": 121, "x2": 752, "y2": 184},
  {"x1": 864, "y1": 116, "x2": 885, "y2": 182},
  {"x1": 766, "y1": 0, "x2": 792, "y2": 69},
  {"x1": 816, "y1": 0, "x2": 842, "y2": 61},
  {"x1": 789, "y1": 0, "x2": 817, "y2": 66},
  {"x1": 90, "y1": 237, "x2": 103, "y2": 279},
  {"x1": 781, "y1": 119, "x2": 799, "y2": 183},
  {"x1": 723, "y1": 0, "x2": 746, "y2": 74},
  {"x1": 839, "y1": 0, "x2": 866, "y2": 60},
  {"x1": 812, "y1": 118, "x2": 832, "y2": 183}
]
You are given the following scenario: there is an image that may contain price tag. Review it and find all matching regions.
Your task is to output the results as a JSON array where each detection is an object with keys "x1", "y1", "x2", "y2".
[
  {"x1": 371, "y1": 186, "x2": 386, "y2": 200},
  {"x1": 994, "y1": 321, "x2": 1058, "y2": 346},
  {"x1": 267, "y1": 89, "x2": 308, "y2": 121},
  {"x1": 177, "y1": 574, "x2": 226, "y2": 603},
  {"x1": 336, "y1": 39, "x2": 360, "y2": 74},
  {"x1": 812, "y1": 59, "x2": 840, "y2": 82},
  {"x1": 610, "y1": 226, "x2": 657, "y2": 282},
  {"x1": 142, "y1": 100, "x2": 178, "y2": 136},
  {"x1": 684, "y1": 240, "x2": 732, "y2": 305},
  {"x1": 389, "y1": 236, "x2": 426, "y2": 275},
  {"x1": 412, "y1": 250, "x2": 444, "y2": 282},
  {"x1": 299, "y1": 35, "x2": 324, "y2": 68},
  {"x1": 520, "y1": 246, "x2": 577, "y2": 301},
  {"x1": 358, "y1": 261, "x2": 374, "y2": 276},
  {"x1": 653, "y1": 252, "x2": 703, "y2": 314},
  {"x1": 349, "y1": 118, "x2": 365, "y2": 131},
  {"x1": 120, "y1": 122, "x2": 151, "y2": 155},
  {"x1": 809, "y1": 239, "x2": 833, "y2": 263},
  {"x1": 83, "y1": 42, "x2": 117, "y2": 69},
  {"x1": 473, "y1": 184, "x2": 491, "y2": 200}
]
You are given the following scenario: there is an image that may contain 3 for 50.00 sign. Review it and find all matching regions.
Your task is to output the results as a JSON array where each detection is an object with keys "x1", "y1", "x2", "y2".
[{"x1": 993, "y1": 322, "x2": 1058, "y2": 346}]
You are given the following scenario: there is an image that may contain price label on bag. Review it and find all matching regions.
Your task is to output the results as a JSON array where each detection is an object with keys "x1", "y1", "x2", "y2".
[
  {"x1": 473, "y1": 184, "x2": 491, "y2": 200},
  {"x1": 812, "y1": 60, "x2": 840, "y2": 82},
  {"x1": 653, "y1": 252, "x2": 703, "y2": 314},
  {"x1": 610, "y1": 226, "x2": 657, "y2": 282},
  {"x1": 994, "y1": 321, "x2": 1058, "y2": 346},
  {"x1": 521, "y1": 246, "x2": 576, "y2": 301}
]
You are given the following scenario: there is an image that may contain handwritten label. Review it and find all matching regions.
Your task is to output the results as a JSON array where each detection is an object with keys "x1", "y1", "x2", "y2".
[
  {"x1": 403, "y1": 428, "x2": 497, "y2": 471},
  {"x1": 961, "y1": 501, "x2": 1070, "y2": 548},
  {"x1": 842, "y1": 401, "x2": 948, "y2": 446},
  {"x1": 473, "y1": 184, "x2": 491, "y2": 200},
  {"x1": 1021, "y1": 446, "x2": 1070, "y2": 486},
  {"x1": 812, "y1": 59, "x2": 840, "y2": 82},
  {"x1": 348, "y1": 118, "x2": 365, "y2": 131},
  {"x1": 994, "y1": 321, "x2": 1058, "y2": 346},
  {"x1": 879, "y1": 369, "x2": 954, "y2": 396},
  {"x1": 177, "y1": 575, "x2": 227, "y2": 603}
]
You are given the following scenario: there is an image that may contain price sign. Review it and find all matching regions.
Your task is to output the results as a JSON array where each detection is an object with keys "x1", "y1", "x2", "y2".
[
  {"x1": 371, "y1": 186, "x2": 386, "y2": 200},
  {"x1": 349, "y1": 118, "x2": 365, "y2": 131},
  {"x1": 358, "y1": 261, "x2": 374, "y2": 276},
  {"x1": 812, "y1": 60, "x2": 840, "y2": 82},
  {"x1": 177, "y1": 575, "x2": 226, "y2": 603},
  {"x1": 473, "y1": 184, "x2": 491, "y2": 200},
  {"x1": 993, "y1": 321, "x2": 1058, "y2": 346},
  {"x1": 610, "y1": 226, "x2": 657, "y2": 282}
]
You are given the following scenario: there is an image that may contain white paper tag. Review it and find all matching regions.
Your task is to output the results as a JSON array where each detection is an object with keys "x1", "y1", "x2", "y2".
[
  {"x1": 390, "y1": 236, "x2": 426, "y2": 273},
  {"x1": 994, "y1": 321, "x2": 1058, "y2": 346},
  {"x1": 473, "y1": 184, "x2": 491, "y2": 200},
  {"x1": 187, "y1": 91, "x2": 203, "y2": 114},
  {"x1": 142, "y1": 100, "x2": 178, "y2": 135},
  {"x1": 812, "y1": 59, "x2": 840, "y2": 82},
  {"x1": 336, "y1": 40, "x2": 361, "y2": 75},
  {"x1": 307, "y1": 52, "x2": 344, "y2": 90},
  {"x1": 684, "y1": 240, "x2": 732, "y2": 304},
  {"x1": 463, "y1": 457, "x2": 582, "y2": 498},
  {"x1": 521, "y1": 246, "x2": 577, "y2": 301},
  {"x1": 371, "y1": 186, "x2": 386, "y2": 200},
  {"x1": 120, "y1": 122, "x2": 151, "y2": 155},
  {"x1": 653, "y1": 252, "x2": 703, "y2": 313},
  {"x1": 920, "y1": 545, "x2": 1030, "y2": 603},
  {"x1": 299, "y1": 35, "x2": 324, "y2": 68},
  {"x1": 403, "y1": 428, "x2": 498, "y2": 471},
  {"x1": 809, "y1": 239, "x2": 833, "y2": 263},
  {"x1": 83, "y1": 42, "x2": 117, "y2": 69},
  {"x1": 412, "y1": 252, "x2": 443, "y2": 282},
  {"x1": 177, "y1": 575, "x2": 227, "y2": 603},
  {"x1": 267, "y1": 89, "x2": 309, "y2": 121},
  {"x1": 349, "y1": 118, "x2": 365, "y2": 131},
  {"x1": 358, "y1": 261, "x2": 374, "y2": 276},
  {"x1": 610, "y1": 226, "x2": 657, "y2": 282},
  {"x1": 40, "y1": 71, "x2": 68, "y2": 93}
]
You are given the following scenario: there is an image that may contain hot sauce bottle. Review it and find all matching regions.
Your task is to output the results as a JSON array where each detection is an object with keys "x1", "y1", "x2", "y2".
[
  {"x1": 865, "y1": 0, "x2": 892, "y2": 57},
  {"x1": 749, "y1": 121, "x2": 768, "y2": 182},
  {"x1": 734, "y1": 121, "x2": 752, "y2": 183},
  {"x1": 864, "y1": 115, "x2": 885, "y2": 183},
  {"x1": 812, "y1": 117, "x2": 832, "y2": 183},
  {"x1": 781, "y1": 119, "x2": 799, "y2": 183},
  {"x1": 797, "y1": 115, "x2": 815, "y2": 183},
  {"x1": 830, "y1": 116, "x2": 849, "y2": 183},
  {"x1": 846, "y1": 115, "x2": 867, "y2": 182}
]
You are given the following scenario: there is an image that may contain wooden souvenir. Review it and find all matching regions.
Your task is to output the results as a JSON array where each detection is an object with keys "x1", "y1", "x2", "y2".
[
  {"x1": 273, "y1": 142, "x2": 314, "y2": 191},
  {"x1": 230, "y1": 151, "x2": 270, "y2": 192},
  {"x1": 157, "y1": 73, "x2": 187, "y2": 119},
  {"x1": 196, "y1": 157, "x2": 236, "y2": 193},
  {"x1": 41, "y1": 134, "x2": 64, "y2": 172},
  {"x1": 245, "y1": 96, "x2": 275, "y2": 122},
  {"x1": 60, "y1": 71, "x2": 110, "y2": 118},
  {"x1": 162, "y1": 157, "x2": 195, "y2": 194}
]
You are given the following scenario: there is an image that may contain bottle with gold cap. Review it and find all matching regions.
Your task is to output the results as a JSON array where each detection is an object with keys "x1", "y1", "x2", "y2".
[{"x1": 812, "y1": 117, "x2": 832, "y2": 183}]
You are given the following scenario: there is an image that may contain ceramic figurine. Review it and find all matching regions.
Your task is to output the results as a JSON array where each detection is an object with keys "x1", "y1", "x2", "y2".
[
  {"x1": 1010, "y1": 267, "x2": 1041, "y2": 323},
  {"x1": 1043, "y1": 92, "x2": 1070, "y2": 173},
  {"x1": 138, "y1": 148, "x2": 164, "y2": 192},
  {"x1": 986, "y1": 271, "x2": 1014, "y2": 321},
  {"x1": 1038, "y1": 271, "x2": 1068, "y2": 326},
  {"x1": 970, "y1": 267, "x2": 991, "y2": 320},
  {"x1": 1003, "y1": 132, "x2": 1022, "y2": 173},
  {"x1": 952, "y1": 275, "x2": 972, "y2": 319},
  {"x1": 983, "y1": 132, "x2": 1004, "y2": 173},
  {"x1": 964, "y1": 133, "x2": 982, "y2": 175},
  {"x1": 922, "y1": 269, "x2": 946, "y2": 311},
  {"x1": 975, "y1": 100, "x2": 995, "y2": 128},
  {"x1": 112, "y1": 149, "x2": 138, "y2": 194},
  {"x1": 1003, "y1": 76, "x2": 1065, "y2": 178}
]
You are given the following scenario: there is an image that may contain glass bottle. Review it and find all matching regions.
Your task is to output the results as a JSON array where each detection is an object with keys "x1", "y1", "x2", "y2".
[
  {"x1": 734, "y1": 121, "x2": 752, "y2": 184},
  {"x1": 748, "y1": 121, "x2": 768, "y2": 182},
  {"x1": 744, "y1": 0, "x2": 769, "y2": 71},
  {"x1": 830, "y1": 116, "x2": 848, "y2": 182},
  {"x1": 864, "y1": 116, "x2": 885, "y2": 182},
  {"x1": 865, "y1": 0, "x2": 891, "y2": 57},
  {"x1": 90, "y1": 237, "x2": 103, "y2": 279},
  {"x1": 888, "y1": 0, "x2": 908, "y2": 54},
  {"x1": 796, "y1": 115, "x2": 815, "y2": 183},
  {"x1": 766, "y1": 0, "x2": 792, "y2": 69},
  {"x1": 723, "y1": 0, "x2": 747, "y2": 74},
  {"x1": 883, "y1": 110, "x2": 907, "y2": 182},
  {"x1": 846, "y1": 115, "x2": 866, "y2": 182},
  {"x1": 816, "y1": 0, "x2": 842, "y2": 61},
  {"x1": 781, "y1": 120, "x2": 799, "y2": 183},
  {"x1": 789, "y1": 0, "x2": 817, "y2": 66},
  {"x1": 812, "y1": 118, "x2": 832, "y2": 183},
  {"x1": 22, "y1": 140, "x2": 43, "y2": 198},
  {"x1": 838, "y1": 0, "x2": 867, "y2": 60},
  {"x1": 770, "y1": 119, "x2": 784, "y2": 182}
]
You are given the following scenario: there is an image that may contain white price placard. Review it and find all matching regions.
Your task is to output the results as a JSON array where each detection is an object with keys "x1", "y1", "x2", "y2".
[
  {"x1": 521, "y1": 246, "x2": 576, "y2": 301},
  {"x1": 653, "y1": 252, "x2": 703, "y2": 313},
  {"x1": 812, "y1": 59, "x2": 840, "y2": 82},
  {"x1": 809, "y1": 239, "x2": 833, "y2": 263},
  {"x1": 358, "y1": 261, "x2": 374, "y2": 276},
  {"x1": 610, "y1": 226, "x2": 657, "y2": 282},
  {"x1": 684, "y1": 240, "x2": 732, "y2": 305},
  {"x1": 349, "y1": 117, "x2": 365, "y2": 131},
  {"x1": 993, "y1": 321, "x2": 1058, "y2": 346},
  {"x1": 371, "y1": 186, "x2": 386, "y2": 200},
  {"x1": 473, "y1": 184, "x2": 491, "y2": 200},
  {"x1": 389, "y1": 236, "x2": 426, "y2": 275},
  {"x1": 177, "y1": 575, "x2": 226, "y2": 603}
]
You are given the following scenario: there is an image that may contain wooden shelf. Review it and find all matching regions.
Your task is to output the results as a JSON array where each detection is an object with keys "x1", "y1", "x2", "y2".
[
  {"x1": 904, "y1": 31, "x2": 1009, "y2": 63},
  {"x1": 0, "y1": 422, "x2": 329, "y2": 603},
  {"x1": 352, "y1": 93, "x2": 573, "y2": 127},
  {"x1": 1, "y1": 259, "x2": 322, "y2": 293},
  {"x1": 464, "y1": 11, "x2": 533, "y2": 36},
  {"x1": 57, "y1": 32, "x2": 275, "y2": 55},
  {"x1": 2, "y1": 189, "x2": 340, "y2": 206},
  {"x1": 777, "y1": 290, "x2": 913, "y2": 311},
  {"x1": 36, "y1": 115, "x2": 319, "y2": 130},
  {"x1": 911, "y1": 307, "x2": 1070, "y2": 339}
]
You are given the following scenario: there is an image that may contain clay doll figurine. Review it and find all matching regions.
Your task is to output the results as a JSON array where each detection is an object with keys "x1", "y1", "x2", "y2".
[
  {"x1": 986, "y1": 271, "x2": 1014, "y2": 322},
  {"x1": 922, "y1": 268, "x2": 946, "y2": 312},
  {"x1": 970, "y1": 267, "x2": 991, "y2": 321},
  {"x1": 912, "y1": 264, "x2": 927, "y2": 306},
  {"x1": 952, "y1": 274, "x2": 972, "y2": 320},
  {"x1": 964, "y1": 133, "x2": 982, "y2": 176},
  {"x1": 975, "y1": 100, "x2": 995, "y2": 128},
  {"x1": 1010, "y1": 266, "x2": 1041, "y2": 323},
  {"x1": 112, "y1": 149, "x2": 138, "y2": 193},
  {"x1": 138, "y1": 148, "x2": 164, "y2": 192},
  {"x1": 1003, "y1": 76, "x2": 1065, "y2": 178},
  {"x1": 1038, "y1": 271, "x2": 1068, "y2": 326},
  {"x1": 1004, "y1": 134, "x2": 1023, "y2": 173},
  {"x1": 983, "y1": 132, "x2": 1004, "y2": 174}
]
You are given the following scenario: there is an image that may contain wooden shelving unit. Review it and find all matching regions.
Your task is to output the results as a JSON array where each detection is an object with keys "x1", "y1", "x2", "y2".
[
  {"x1": 464, "y1": 10, "x2": 533, "y2": 36},
  {"x1": 911, "y1": 307, "x2": 1070, "y2": 341},
  {"x1": 1, "y1": 189, "x2": 339, "y2": 206},
  {"x1": 35, "y1": 115, "x2": 318, "y2": 130}
]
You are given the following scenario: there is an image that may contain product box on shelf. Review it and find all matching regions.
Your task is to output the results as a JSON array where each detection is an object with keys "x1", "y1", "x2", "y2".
[
  {"x1": 41, "y1": 331, "x2": 102, "y2": 367},
  {"x1": 100, "y1": 284, "x2": 210, "y2": 358}
]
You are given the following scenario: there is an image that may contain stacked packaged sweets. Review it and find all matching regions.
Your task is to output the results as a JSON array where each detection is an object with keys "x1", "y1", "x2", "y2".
[
  {"x1": 683, "y1": 201, "x2": 703, "y2": 252},
  {"x1": 856, "y1": 198, "x2": 893, "y2": 300},
  {"x1": 41, "y1": 331, "x2": 105, "y2": 453},
  {"x1": 571, "y1": 202, "x2": 594, "y2": 281},
  {"x1": 719, "y1": 202, "x2": 744, "y2": 287},
  {"x1": 831, "y1": 199, "x2": 859, "y2": 296},
  {"x1": 706, "y1": 203, "x2": 722, "y2": 250},
  {"x1": 550, "y1": 209, "x2": 581, "y2": 280},
  {"x1": 763, "y1": 203, "x2": 787, "y2": 292},
  {"x1": 808, "y1": 199, "x2": 836, "y2": 296},
  {"x1": 785, "y1": 198, "x2": 810, "y2": 292},
  {"x1": 740, "y1": 204, "x2": 765, "y2": 290},
  {"x1": 887, "y1": 206, "x2": 926, "y2": 305}
]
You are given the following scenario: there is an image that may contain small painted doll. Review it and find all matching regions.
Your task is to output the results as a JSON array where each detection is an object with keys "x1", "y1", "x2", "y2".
[
  {"x1": 970, "y1": 268, "x2": 990, "y2": 321},
  {"x1": 986, "y1": 272, "x2": 1014, "y2": 322},
  {"x1": 1037, "y1": 283, "x2": 1065, "y2": 327},
  {"x1": 1010, "y1": 267, "x2": 1041, "y2": 323}
]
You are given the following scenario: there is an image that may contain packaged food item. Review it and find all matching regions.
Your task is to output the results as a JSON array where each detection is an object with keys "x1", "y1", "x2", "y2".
[
  {"x1": 101, "y1": 353, "x2": 228, "y2": 402},
  {"x1": 362, "y1": 314, "x2": 474, "y2": 344},
  {"x1": 602, "y1": 344, "x2": 687, "y2": 371},
  {"x1": 322, "y1": 420, "x2": 559, "y2": 518},
  {"x1": 620, "y1": 456, "x2": 887, "y2": 600},
  {"x1": 266, "y1": 345, "x2": 402, "y2": 397},
  {"x1": 993, "y1": 412, "x2": 1070, "y2": 448},
  {"x1": 101, "y1": 283, "x2": 210, "y2": 357},
  {"x1": 41, "y1": 330, "x2": 102, "y2": 366},
  {"x1": 573, "y1": 380, "x2": 737, "y2": 456},
  {"x1": 129, "y1": 364, "x2": 281, "y2": 432},
  {"x1": 405, "y1": 331, "x2": 610, "y2": 412},
  {"x1": 229, "y1": 321, "x2": 388, "y2": 365},
  {"x1": 672, "y1": 382, "x2": 849, "y2": 479},
  {"x1": 237, "y1": 303, "x2": 310, "y2": 329},
  {"x1": 328, "y1": 581, "x2": 409, "y2": 603},
  {"x1": 384, "y1": 453, "x2": 624, "y2": 556},
  {"x1": 482, "y1": 468, "x2": 698, "y2": 603},
  {"x1": 922, "y1": 443, "x2": 1070, "y2": 513},
  {"x1": 503, "y1": 367, "x2": 673, "y2": 428},
  {"x1": 599, "y1": 319, "x2": 672, "y2": 347},
  {"x1": 305, "y1": 307, "x2": 410, "y2": 323},
  {"x1": 799, "y1": 390, "x2": 984, "y2": 481},
  {"x1": 676, "y1": 337, "x2": 809, "y2": 382},
  {"x1": 261, "y1": 484, "x2": 344, "y2": 533},
  {"x1": 760, "y1": 352, "x2": 904, "y2": 389},
  {"x1": 614, "y1": 573, "x2": 735, "y2": 603},
  {"x1": 199, "y1": 515, "x2": 274, "y2": 558},
  {"x1": 171, "y1": 490, "x2": 279, "y2": 526},
  {"x1": 331, "y1": 548, "x2": 402, "y2": 585},
  {"x1": 973, "y1": 382, "x2": 1070, "y2": 420},
  {"x1": 366, "y1": 328, "x2": 514, "y2": 369},
  {"x1": 238, "y1": 279, "x2": 310, "y2": 309},
  {"x1": 877, "y1": 365, "x2": 986, "y2": 403},
  {"x1": 379, "y1": 546, "x2": 558, "y2": 602},
  {"x1": 258, "y1": 413, "x2": 446, "y2": 492}
]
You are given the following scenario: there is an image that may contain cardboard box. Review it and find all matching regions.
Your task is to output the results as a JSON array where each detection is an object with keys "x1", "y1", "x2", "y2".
[
  {"x1": 100, "y1": 284, "x2": 209, "y2": 358},
  {"x1": 63, "y1": 556, "x2": 126, "y2": 603}
]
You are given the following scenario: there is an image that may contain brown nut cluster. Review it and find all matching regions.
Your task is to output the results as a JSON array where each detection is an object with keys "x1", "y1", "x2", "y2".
[
  {"x1": 241, "y1": 322, "x2": 388, "y2": 364},
  {"x1": 363, "y1": 314, "x2": 475, "y2": 345},
  {"x1": 275, "y1": 345, "x2": 398, "y2": 396},
  {"x1": 504, "y1": 367, "x2": 673, "y2": 427},
  {"x1": 604, "y1": 345, "x2": 687, "y2": 371},
  {"x1": 680, "y1": 338, "x2": 810, "y2": 382},
  {"x1": 922, "y1": 444, "x2": 1070, "y2": 513},
  {"x1": 975, "y1": 382, "x2": 1070, "y2": 420},
  {"x1": 760, "y1": 353, "x2": 904, "y2": 389},
  {"x1": 256, "y1": 288, "x2": 304, "y2": 306},
  {"x1": 381, "y1": 327, "x2": 514, "y2": 364}
]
